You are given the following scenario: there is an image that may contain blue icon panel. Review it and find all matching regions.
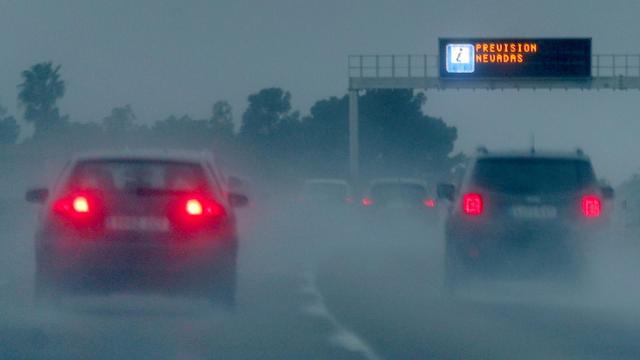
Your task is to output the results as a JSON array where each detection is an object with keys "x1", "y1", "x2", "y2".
[{"x1": 446, "y1": 44, "x2": 475, "y2": 73}]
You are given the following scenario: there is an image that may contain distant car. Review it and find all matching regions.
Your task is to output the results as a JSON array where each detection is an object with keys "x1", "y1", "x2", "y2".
[
  {"x1": 25, "y1": 151, "x2": 248, "y2": 307},
  {"x1": 361, "y1": 178, "x2": 437, "y2": 214},
  {"x1": 440, "y1": 149, "x2": 613, "y2": 293},
  {"x1": 299, "y1": 179, "x2": 354, "y2": 206}
]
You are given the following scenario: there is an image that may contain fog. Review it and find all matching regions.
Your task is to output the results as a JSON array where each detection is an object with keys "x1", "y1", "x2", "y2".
[
  {"x1": 1, "y1": 0, "x2": 640, "y2": 359},
  {"x1": 2, "y1": 0, "x2": 640, "y2": 181},
  {"x1": 2, "y1": 166, "x2": 640, "y2": 358}
]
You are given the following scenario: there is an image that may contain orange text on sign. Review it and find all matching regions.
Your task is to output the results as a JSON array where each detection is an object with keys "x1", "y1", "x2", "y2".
[{"x1": 474, "y1": 42, "x2": 538, "y2": 63}]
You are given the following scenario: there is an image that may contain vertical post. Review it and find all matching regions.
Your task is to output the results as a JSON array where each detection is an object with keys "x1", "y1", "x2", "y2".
[
  {"x1": 349, "y1": 89, "x2": 359, "y2": 183},
  {"x1": 359, "y1": 55, "x2": 363, "y2": 78},
  {"x1": 391, "y1": 55, "x2": 395, "y2": 77},
  {"x1": 424, "y1": 54, "x2": 428, "y2": 77},
  {"x1": 625, "y1": 55, "x2": 629, "y2": 76}
]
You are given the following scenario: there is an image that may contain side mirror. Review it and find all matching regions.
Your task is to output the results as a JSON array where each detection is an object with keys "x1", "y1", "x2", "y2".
[
  {"x1": 601, "y1": 186, "x2": 614, "y2": 200},
  {"x1": 25, "y1": 188, "x2": 49, "y2": 204},
  {"x1": 437, "y1": 183, "x2": 455, "y2": 201},
  {"x1": 228, "y1": 192, "x2": 249, "y2": 207},
  {"x1": 227, "y1": 176, "x2": 244, "y2": 190}
]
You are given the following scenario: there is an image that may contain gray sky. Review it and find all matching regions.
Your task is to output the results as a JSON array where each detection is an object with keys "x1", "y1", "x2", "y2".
[{"x1": 1, "y1": 0, "x2": 639, "y2": 182}]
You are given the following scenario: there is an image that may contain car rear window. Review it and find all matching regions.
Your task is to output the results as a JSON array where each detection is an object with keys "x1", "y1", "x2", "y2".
[
  {"x1": 370, "y1": 183, "x2": 427, "y2": 201},
  {"x1": 472, "y1": 158, "x2": 595, "y2": 194},
  {"x1": 68, "y1": 160, "x2": 208, "y2": 192},
  {"x1": 303, "y1": 183, "x2": 349, "y2": 200}
]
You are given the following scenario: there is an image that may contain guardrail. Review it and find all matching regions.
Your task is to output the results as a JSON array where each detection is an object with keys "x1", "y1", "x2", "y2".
[
  {"x1": 348, "y1": 55, "x2": 439, "y2": 78},
  {"x1": 348, "y1": 54, "x2": 640, "y2": 78},
  {"x1": 593, "y1": 54, "x2": 640, "y2": 77}
]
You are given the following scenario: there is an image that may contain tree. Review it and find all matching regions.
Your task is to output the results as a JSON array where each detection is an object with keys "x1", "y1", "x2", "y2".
[
  {"x1": 356, "y1": 89, "x2": 459, "y2": 178},
  {"x1": 207, "y1": 100, "x2": 237, "y2": 157},
  {"x1": 18, "y1": 62, "x2": 66, "y2": 137},
  {"x1": 302, "y1": 95, "x2": 350, "y2": 176},
  {"x1": 151, "y1": 114, "x2": 213, "y2": 149},
  {"x1": 302, "y1": 89, "x2": 460, "y2": 181},
  {"x1": 210, "y1": 100, "x2": 234, "y2": 136},
  {"x1": 238, "y1": 88, "x2": 302, "y2": 177},
  {"x1": 102, "y1": 104, "x2": 136, "y2": 135},
  {"x1": 239, "y1": 88, "x2": 292, "y2": 142},
  {"x1": 0, "y1": 106, "x2": 19, "y2": 144}
]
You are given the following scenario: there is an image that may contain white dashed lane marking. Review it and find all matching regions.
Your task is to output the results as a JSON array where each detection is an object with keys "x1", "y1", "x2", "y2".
[{"x1": 298, "y1": 269, "x2": 382, "y2": 360}]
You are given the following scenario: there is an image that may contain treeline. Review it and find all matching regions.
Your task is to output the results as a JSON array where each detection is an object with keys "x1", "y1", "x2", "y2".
[{"x1": 1, "y1": 62, "x2": 464, "y2": 188}]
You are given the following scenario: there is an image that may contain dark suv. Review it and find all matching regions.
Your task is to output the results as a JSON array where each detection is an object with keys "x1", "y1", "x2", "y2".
[
  {"x1": 25, "y1": 152, "x2": 248, "y2": 306},
  {"x1": 439, "y1": 150, "x2": 613, "y2": 292}
]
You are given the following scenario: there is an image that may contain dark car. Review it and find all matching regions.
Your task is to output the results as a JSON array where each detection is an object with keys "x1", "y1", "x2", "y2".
[
  {"x1": 440, "y1": 149, "x2": 613, "y2": 293},
  {"x1": 299, "y1": 179, "x2": 354, "y2": 206},
  {"x1": 361, "y1": 178, "x2": 437, "y2": 214},
  {"x1": 25, "y1": 151, "x2": 248, "y2": 307}
]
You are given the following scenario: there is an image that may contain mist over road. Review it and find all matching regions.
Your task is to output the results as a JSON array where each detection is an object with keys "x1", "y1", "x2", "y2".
[{"x1": 1, "y1": 197, "x2": 639, "y2": 359}]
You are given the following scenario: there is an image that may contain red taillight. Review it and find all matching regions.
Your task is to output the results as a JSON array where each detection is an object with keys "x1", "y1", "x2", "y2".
[
  {"x1": 52, "y1": 192, "x2": 103, "y2": 227},
  {"x1": 171, "y1": 195, "x2": 227, "y2": 230},
  {"x1": 462, "y1": 193, "x2": 483, "y2": 216},
  {"x1": 581, "y1": 195, "x2": 601, "y2": 218},
  {"x1": 362, "y1": 197, "x2": 374, "y2": 207},
  {"x1": 205, "y1": 200, "x2": 226, "y2": 218},
  {"x1": 423, "y1": 198, "x2": 436, "y2": 208},
  {"x1": 72, "y1": 196, "x2": 90, "y2": 213},
  {"x1": 54, "y1": 194, "x2": 97, "y2": 216},
  {"x1": 185, "y1": 198, "x2": 204, "y2": 216},
  {"x1": 183, "y1": 197, "x2": 226, "y2": 218}
]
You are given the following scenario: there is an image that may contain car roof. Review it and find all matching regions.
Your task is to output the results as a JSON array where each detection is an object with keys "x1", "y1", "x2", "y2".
[
  {"x1": 70, "y1": 149, "x2": 217, "y2": 165},
  {"x1": 369, "y1": 178, "x2": 429, "y2": 187},
  {"x1": 304, "y1": 178, "x2": 350, "y2": 186},
  {"x1": 474, "y1": 150, "x2": 591, "y2": 161}
]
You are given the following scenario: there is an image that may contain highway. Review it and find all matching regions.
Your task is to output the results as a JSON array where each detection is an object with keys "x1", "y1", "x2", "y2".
[{"x1": 1, "y1": 199, "x2": 639, "y2": 359}]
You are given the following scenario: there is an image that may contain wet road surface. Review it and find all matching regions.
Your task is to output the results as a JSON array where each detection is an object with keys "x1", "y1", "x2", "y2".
[{"x1": 1, "y1": 199, "x2": 640, "y2": 359}]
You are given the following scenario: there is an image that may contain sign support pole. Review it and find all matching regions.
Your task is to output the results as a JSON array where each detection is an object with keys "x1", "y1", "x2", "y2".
[{"x1": 349, "y1": 89, "x2": 359, "y2": 183}]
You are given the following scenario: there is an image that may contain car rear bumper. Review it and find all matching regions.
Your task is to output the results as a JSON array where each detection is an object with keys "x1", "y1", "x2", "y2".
[
  {"x1": 37, "y1": 235, "x2": 238, "y2": 295},
  {"x1": 445, "y1": 219, "x2": 593, "y2": 276},
  {"x1": 39, "y1": 234, "x2": 236, "y2": 275}
]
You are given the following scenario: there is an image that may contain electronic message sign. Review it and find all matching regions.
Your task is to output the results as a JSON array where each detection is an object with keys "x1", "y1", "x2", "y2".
[{"x1": 439, "y1": 38, "x2": 591, "y2": 79}]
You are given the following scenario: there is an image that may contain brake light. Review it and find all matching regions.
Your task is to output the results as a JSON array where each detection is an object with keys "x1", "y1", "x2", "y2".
[
  {"x1": 423, "y1": 198, "x2": 436, "y2": 208},
  {"x1": 184, "y1": 197, "x2": 225, "y2": 218},
  {"x1": 171, "y1": 195, "x2": 227, "y2": 231},
  {"x1": 362, "y1": 197, "x2": 374, "y2": 207},
  {"x1": 462, "y1": 193, "x2": 483, "y2": 216},
  {"x1": 54, "y1": 194, "x2": 97, "y2": 216},
  {"x1": 52, "y1": 192, "x2": 104, "y2": 227},
  {"x1": 72, "y1": 196, "x2": 90, "y2": 213},
  {"x1": 581, "y1": 195, "x2": 601, "y2": 218},
  {"x1": 185, "y1": 199, "x2": 204, "y2": 216}
]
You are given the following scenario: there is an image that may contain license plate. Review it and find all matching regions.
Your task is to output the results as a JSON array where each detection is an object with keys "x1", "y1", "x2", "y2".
[
  {"x1": 105, "y1": 216, "x2": 170, "y2": 232},
  {"x1": 510, "y1": 206, "x2": 557, "y2": 219}
]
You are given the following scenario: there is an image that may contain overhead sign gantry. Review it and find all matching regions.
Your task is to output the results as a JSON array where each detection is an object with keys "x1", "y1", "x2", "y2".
[
  {"x1": 347, "y1": 38, "x2": 640, "y2": 181},
  {"x1": 440, "y1": 38, "x2": 591, "y2": 78}
]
